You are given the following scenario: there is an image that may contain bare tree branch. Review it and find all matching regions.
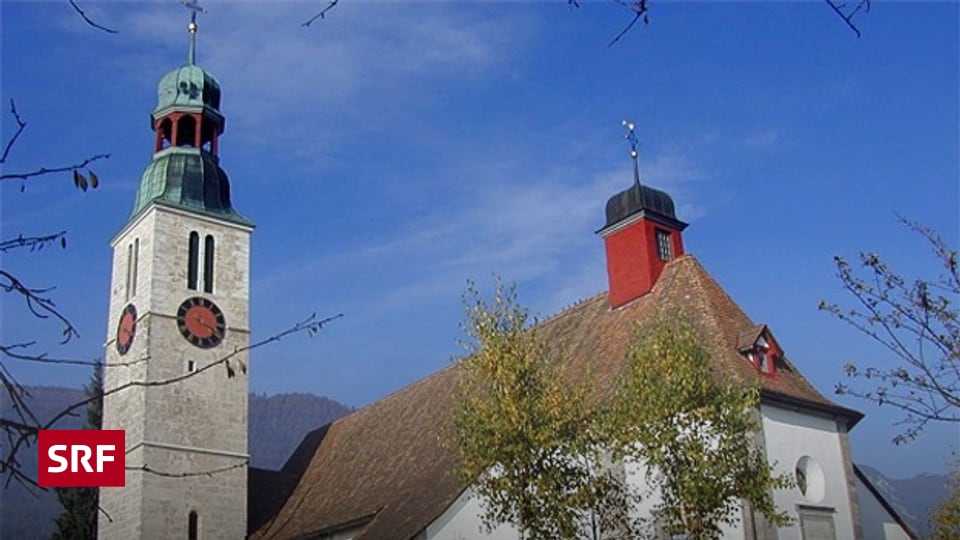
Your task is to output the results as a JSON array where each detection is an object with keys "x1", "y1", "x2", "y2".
[
  {"x1": 608, "y1": 0, "x2": 649, "y2": 47},
  {"x1": 1, "y1": 100, "x2": 110, "y2": 186},
  {"x1": 1, "y1": 313, "x2": 342, "y2": 487},
  {"x1": 0, "y1": 154, "x2": 110, "y2": 183},
  {"x1": 0, "y1": 271, "x2": 80, "y2": 345},
  {"x1": 128, "y1": 459, "x2": 248, "y2": 479},
  {"x1": 0, "y1": 232, "x2": 68, "y2": 253},
  {"x1": 67, "y1": 0, "x2": 118, "y2": 34},
  {"x1": 824, "y1": 0, "x2": 871, "y2": 38},
  {"x1": 1, "y1": 341, "x2": 147, "y2": 368},
  {"x1": 821, "y1": 216, "x2": 958, "y2": 444},
  {"x1": 302, "y1": 0, "x2": 340, "y2": 27},
  {"x1": 0, "y1": 99, "x2": 26, "y2": 165}
]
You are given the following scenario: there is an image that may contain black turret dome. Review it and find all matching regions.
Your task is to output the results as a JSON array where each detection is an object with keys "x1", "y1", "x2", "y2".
[{"x1": 603, "y1": 183, "x2": 683, "y2": 230}]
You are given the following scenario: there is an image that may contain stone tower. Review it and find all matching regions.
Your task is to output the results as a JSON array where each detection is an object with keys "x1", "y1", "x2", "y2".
[{"x1": 99, "y1": 18, "x2": 253, "y2": 540}]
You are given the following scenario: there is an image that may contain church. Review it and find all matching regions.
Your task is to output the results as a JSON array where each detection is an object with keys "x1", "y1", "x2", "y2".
[{"x1": 97, "y1": 18, "x2": 916, "y2": 540}]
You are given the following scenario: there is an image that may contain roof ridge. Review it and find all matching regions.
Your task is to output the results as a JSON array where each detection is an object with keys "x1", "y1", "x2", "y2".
[
  {"x1": 668, "y1": 255, "x2": 838, "y2": 406},
  {"x1": 334, "y1": 363, "x2": 459, "y2": 425},
  {"x1": 533, "y1": 291, "x2": 608, "y2": 328}
]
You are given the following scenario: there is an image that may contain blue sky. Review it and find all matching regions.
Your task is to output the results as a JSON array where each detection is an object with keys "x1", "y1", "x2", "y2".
[{"x1": 1, "y1": 1, "x2": 957, "y2": 478}]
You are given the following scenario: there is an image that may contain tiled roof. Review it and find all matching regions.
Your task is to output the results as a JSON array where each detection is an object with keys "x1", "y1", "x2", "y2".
[
  {"x1": 736, "y1": 324, "x2": 767, "y2": 352},
  {"x1": 252, "y1": 255, "x2": 860, "y2": 540},
  {"x1": 248, "y1": 468, "x2": 300, "y2": 536}
]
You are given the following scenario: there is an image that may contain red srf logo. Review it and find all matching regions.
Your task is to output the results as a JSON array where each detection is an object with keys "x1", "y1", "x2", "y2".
[{"x1": 38, "y1": 430, "x2": 125, "y2": 487}]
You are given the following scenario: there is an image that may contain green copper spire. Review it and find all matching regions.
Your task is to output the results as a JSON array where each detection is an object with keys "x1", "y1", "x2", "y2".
[
  {"x1": 131, "y1": 148, "x2": 252, "y2": 227},
  {"x1": 127, "y1": 5, "x2": 252, "y2": 228}
]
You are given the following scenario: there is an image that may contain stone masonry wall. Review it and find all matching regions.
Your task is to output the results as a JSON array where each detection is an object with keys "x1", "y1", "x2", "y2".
[{"x1": 100, "y1": 205, "x2": 251, "y2": 540}]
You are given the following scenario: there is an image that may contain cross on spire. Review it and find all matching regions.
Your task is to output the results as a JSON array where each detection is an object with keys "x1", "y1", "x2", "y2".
[
  {"x1": 621, "y1": 119, "x2": 642, "y2": 187},
  {"x1": 180, "y1": 0, "x2": 206, "y2": 65}
]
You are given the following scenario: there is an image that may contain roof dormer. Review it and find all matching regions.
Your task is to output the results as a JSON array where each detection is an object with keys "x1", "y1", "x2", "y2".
[{"x1": 737, "y1": 324, "x2": 783, "y2": 377}]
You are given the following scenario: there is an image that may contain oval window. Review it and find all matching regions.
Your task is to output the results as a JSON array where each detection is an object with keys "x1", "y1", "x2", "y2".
[{"x1": 795, "y1": 455, "x2": 826, "y2": 503}]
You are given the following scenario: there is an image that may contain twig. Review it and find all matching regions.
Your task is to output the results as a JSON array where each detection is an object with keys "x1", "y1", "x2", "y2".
[
  {"x1": 67, "y1": 0, "x2": 118, "y2": 34},
  {"x1": 0, "y1": 100, "x2": 26, "y2": 165},
  {"x1": 824, "y1": 0, "x2": 870, "y2": 38},
  {"x1": 608, "y1": 0, "x2": 649, "y2": 48},
  {"x1": 0, "y1": 270, "x2": 80, "y2": 344},
  {"x1": 1, "y1": 153, "x2": 110, "y2": 182},
  {"x1": 0, "y1": 232, "x2": 67, "y2": 253},
  {"x1": 1, "y1": 342, "x2": 145, "y2": 368},
  {"x1": 302, "y1": 0, "x2": 340, "y2": 27},
  {"x1": 128, "y1": 459, "x2": 248, "y2": 479},
  {"x1": 1, "y1": 313, "x2": 343, "y2": 485}
]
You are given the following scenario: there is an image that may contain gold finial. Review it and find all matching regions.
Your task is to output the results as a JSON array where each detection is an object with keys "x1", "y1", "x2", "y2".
[{"x1": 622, "y1": 119, "x2": 642, "y2": 187}]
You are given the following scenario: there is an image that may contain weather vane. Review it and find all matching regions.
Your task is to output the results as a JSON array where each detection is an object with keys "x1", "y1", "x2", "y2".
[
  {"x1": 622, "y1": 119, "x2": 642, "y2": 187},
  {"x1": 180, "y1": 0, "x2": 206, "y2": 65}
]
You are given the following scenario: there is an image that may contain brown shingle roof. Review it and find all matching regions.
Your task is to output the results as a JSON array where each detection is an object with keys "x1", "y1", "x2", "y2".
[
  {"x1": 252, "y1": 255, "x2": 860, "y2": 540},
  {"x1": 736, "y1": 324, "x2": 767, "y2": 352}
]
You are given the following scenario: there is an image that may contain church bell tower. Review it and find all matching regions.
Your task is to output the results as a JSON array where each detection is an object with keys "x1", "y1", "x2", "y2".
[{"x1": 99, "y1": 14, "x2": 253, "y2": 540}]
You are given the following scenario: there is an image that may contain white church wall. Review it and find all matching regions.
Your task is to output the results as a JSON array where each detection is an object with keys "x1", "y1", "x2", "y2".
[
  {"x1": 624, "y1": 458, "x2": 745, "y2": 539},
  {"x1": 761, "y1": 404, "x2": 857, "y2": 540},
  {"x1": 424, "y1": 487, "x2": 522, "y2": 540},
  {"x1": 424, "y1": 461, "x2": 751, "y2": 540},
  {"x1": 422, "y1": 403, "x2": 864, "y2": 540}
]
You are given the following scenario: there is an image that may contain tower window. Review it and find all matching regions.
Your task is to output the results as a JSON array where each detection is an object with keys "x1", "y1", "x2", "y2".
[
  {"x1": 125, "y1": 243, "x2": 133, "y2": 301},
  {"x1": 125, "y1": 239, "x2": 140, "y2": 301},
  {"x1": 177, "y1": 115, "x2": 197, "y2": 148},
  {"x1": 656, "y1": 229, "x2": 673, "y2": 261},
  {"x1": 188, "y1": 511, "x2": 200, "y2": 540},
  {"x1": 188, "y1": 232, "x2": 199, "y2": 290},
  {"x1": 132, "y1": 238, "x2": 139, "y2": 297},
  {"x1": 203, "y1": 235, "x2": 215, "y2": 294}
]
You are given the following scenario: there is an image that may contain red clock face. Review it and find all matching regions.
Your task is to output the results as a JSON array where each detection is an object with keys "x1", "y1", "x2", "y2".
[
  {"x1": 116, "y1": 304, "x2": 137, "y2": 355},
  {"x1": 176, "y1": 297, "x2": 226, "y2": 348}
]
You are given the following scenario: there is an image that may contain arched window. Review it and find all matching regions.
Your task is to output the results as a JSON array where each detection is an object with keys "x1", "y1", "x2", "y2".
[
  {"x1": 156, "y1": 117, "x2": 173, "y2": 151},
  {"x1": 176, "y1": 115, "x2": 197, "y2": 148},
  {"x1": 131, "y1": 238, "x2": 139, "y2": 297},
  {"x1": 125, "y1": 243, "x2": 133, "y2": 301},
  {"x1": 188, "y1": 232, "x2": 199, "y2": 290},
  {"x1": 203, "y1": 235, "x2": 215, "y2": 293},
  {"x1": 187, "y1": 510, "x2": 200, "y2": 540}
]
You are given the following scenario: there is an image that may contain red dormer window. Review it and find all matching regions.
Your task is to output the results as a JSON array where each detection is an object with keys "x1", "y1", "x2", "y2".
[
  {"x1": 753, "y1": 337, "x2": 774, "y2": 376},
  {"x1": 738, "y1": 325, "x2": 781, "y2": 377}
]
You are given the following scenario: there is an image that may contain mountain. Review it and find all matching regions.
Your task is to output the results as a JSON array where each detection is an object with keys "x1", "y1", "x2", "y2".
[
  {"x1": 0, "y1": 386, "x2": 352, "y2": 540},
  {"x1": 859, "y1": 463, "x2": 950, "y2": 537},
  {"x1": 249, "y1": 392, "x2": 355, "y2": 469}
]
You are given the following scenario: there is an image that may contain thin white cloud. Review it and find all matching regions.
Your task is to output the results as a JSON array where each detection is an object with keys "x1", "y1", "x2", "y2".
[
  {"x1": 82, "y1": 2, "x2": 704, "y2": 322},
  {"x1": 254, "y1": 142, "x2": 707, "y2": 319},
  {"x1": 91, "y1": 2, "x2": 533, "y2": 168},
  {"x1": 742, "y1": 128, "x2": 781, "y2": 150}
]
